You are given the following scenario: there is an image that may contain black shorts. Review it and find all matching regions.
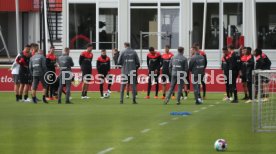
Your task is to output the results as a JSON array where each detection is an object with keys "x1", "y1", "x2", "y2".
[
  {"x1": 240, "y1": 75, "x2": 247, "y2": 83},
  {"x1": 82, "y1": 70, "x2": 92, "y2": 82},
  {"x1": 161, "y1": 73, "x2": 171, "y2": 83},
  {"x1": 13, "y1": 74, "x2": 20, "y2": 84},
  {"x1": 32, "y1": 76, "x2": 46, "y2": 90},
  {"x1": 19, "y1": 72, "x2": 31, "y2": 84}
]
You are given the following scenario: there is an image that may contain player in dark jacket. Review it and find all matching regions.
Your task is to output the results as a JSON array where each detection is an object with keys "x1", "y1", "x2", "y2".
[
  {"x1": 16, "y1": 45, "x2": 31, "y2": 102},
  {"x1": 221, "y1": 47, "x2": 232, "y2": 101},
  {"x1": 242, "y1": 47, "x2": 255, "y2": 103},
  {"x1": 79, "y1": 43, "x2": 93, "y2": 99},
  {"x1": 240, "y1": 47, "x2": 249, "y2": 100},
  {"x1": 97, "y1": 49, "x2": 112, "y2": 98},
  {"x1": 46, "y1": 46, "x2": 57, "y2": 100},
  {"x1": 161, "y1": 45, "x2": 174, "y2": 99},
  {"x1": 226, "y1": 45, "x2": 241, "y2": 103},
  {"x1": 254, "y1": 48, "x2": 271, "y2": 101},
  {"x1": 145, "y1": 47, "x2": 162, "y2": 99}
]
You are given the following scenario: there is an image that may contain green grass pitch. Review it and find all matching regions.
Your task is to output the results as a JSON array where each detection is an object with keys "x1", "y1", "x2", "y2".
[{"x1": 0, "y1": 92, "x2": 276, "y2": 154}]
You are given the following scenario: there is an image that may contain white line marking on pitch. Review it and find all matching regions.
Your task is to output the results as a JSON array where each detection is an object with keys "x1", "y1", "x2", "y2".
[
  {"x1": 171, "y1": 117, "x2": 179, "y2": 120},
  {"x1": 97, "y1": 147, "x2": 114, "y2": 154},
  {"x1": 193, "y1": 110, "x2": 200, "y2": 113},
  {"x1": 216, "y1": 102, "x2": 220, "y2": 104},
  {"x1": 201, "y1": 107, "x2": 207, "y2": 110},
  {"x1": 122, "y1": 137, "x2": 134, "y2": 142},
  {"x1": 159, "y1": 122, "x2": 168, "y2": 126},
  {"x1": 141, "y1": 128, "x2": 151, "y2": 134},
  {"x1": 209, "y1": 105, "x2": 215, "y2": 107}
]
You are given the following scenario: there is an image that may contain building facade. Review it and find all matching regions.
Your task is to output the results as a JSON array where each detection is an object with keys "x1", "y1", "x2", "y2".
[
  {"x1": 61, "y1": 0, "x2": 276, "y2": 68},
  {"x1": 1, "y1": 0, "x2": 276, "y2": 68}
]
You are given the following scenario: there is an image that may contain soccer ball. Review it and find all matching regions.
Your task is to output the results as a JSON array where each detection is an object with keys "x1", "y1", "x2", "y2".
[
  {"x1": 103, "y1": 92, "x2": 110, "y2": 98},
  {"x1": 214, "y1": 139, "x2": 227, "y2": 151}
]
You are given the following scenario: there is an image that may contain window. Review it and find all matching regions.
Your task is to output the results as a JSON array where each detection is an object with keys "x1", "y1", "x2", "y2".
[
  {"x1": 257, "y1": 3, "x2": 276, "y2": 49},
  {"x1": 161, "y1": 9, "x2": 179, "y2": 49},
  {"x1": 130, "y1": 3, "x2": 180, "y2": 49},
  {"x1": 99, "y1": 8, "x2": 118, "y2": 50},
  {"x1": 69, "y1": 4, "x2": 96, "y2": 49},
  {"x1": 223, "y1": 3, "x2": 243, "y2": 49},
  {"x1": 131, "y1": 9, "x2": 158, "y2": 49},
  {"x1": 192, "y1": 3, "x2": 219, "y2": 49}
]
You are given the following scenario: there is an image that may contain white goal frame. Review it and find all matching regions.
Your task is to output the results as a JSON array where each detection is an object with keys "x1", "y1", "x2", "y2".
[{"x1": 252, "y1": 70, "x2": 276, "y2": 132}]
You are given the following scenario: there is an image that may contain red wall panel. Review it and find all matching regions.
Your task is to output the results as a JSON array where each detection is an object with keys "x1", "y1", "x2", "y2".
[{"x1": 0, "y1": 0, "x2": 34, "y2": 12}]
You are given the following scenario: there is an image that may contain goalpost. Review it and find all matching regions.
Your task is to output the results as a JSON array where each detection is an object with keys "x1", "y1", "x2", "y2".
[{"x1": 252, "y1": 70, "x2": 276, "y2": 132}]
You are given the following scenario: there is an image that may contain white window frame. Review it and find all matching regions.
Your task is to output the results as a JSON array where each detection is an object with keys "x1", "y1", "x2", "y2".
[
  {"x1": 191, "y1": 0, "x2": 245, "y2": 68},
  {"x1": 129, "y1": 1, "x2": 181, "y2": 51},
  {"x1": 66, "y1": 0, "x2": 118, "y2": 51}
]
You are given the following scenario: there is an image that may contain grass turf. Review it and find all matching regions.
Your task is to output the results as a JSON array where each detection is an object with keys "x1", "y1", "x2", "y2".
[{"x1": 0, "y1": 92, "x2": 275, "y2": 154}]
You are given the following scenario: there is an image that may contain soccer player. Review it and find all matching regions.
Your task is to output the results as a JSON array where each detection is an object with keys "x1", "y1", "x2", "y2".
[
  {"x1": 221, "y1": 47, "x2": 231, "y2": 101},
  {"x1": 29, "y1": 43, "x2": 48, "y2": 103},
  {"x1": 240, "y1": 47, "x2": 249, "y2": 100},
  {"x1": 164, "y1": 47, "x2": 188, "y2": 105},
  {"x1": 161, "y1": 45, "x2": 174, "y2": 100},
  {"x1": 194, "y1": 43, "x2": 207, "y2": 99},
  {"x1": 58, "y1": 48, "x2": 74, "y2": 104},
  {"x1": 118, "y1": 42, "x2": 140, "y2": 104},
  {"x1": 79, "y1": 43, "x2": 93, "y2": 99},
  {"x1": 96, "y1": 49, "x2": 112, "y2": 98},
  {"x1": 254, "y1": 48, "x2": 271, "y2": 101},
  {"x1": 189, "y1": 45, "x2": 205, "y2": 105},
  {"x1": 11, "y1": 52, "x2": 21, "y2": 101},
  {"x1": 145, "y1": 47, "x2": 162, "y2": 99},
  {"x1": 241, "y1": 47, "x2": 255, "y2": 103},
  {"x1": 112, "y1": 48, "x2": 120, "y2": 68},
  {"x1": 227, "y1": 45, "x2": 240, "y2": 103},
  {"x1": 46, "y1": 46, "x2": 57, "y2": 100},
  {"x1": 16, "y1": 44, "x2": 31, "y2": 102}
]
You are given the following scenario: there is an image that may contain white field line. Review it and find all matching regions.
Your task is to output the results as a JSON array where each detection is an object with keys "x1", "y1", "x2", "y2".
[
  {"x1": 122, "y1": 137, "x2": 134, "y2": 142},
  {"x1": 159, "y1": 122, "x2": 168, "y2": 126},
  {"x1": 193, "y1": 110, "x2": 200, "y2": 113},
  {"x1": 201, "y1": 107, "x2": 207, "y2": 110},
  {"x1": 97, "y1": 147, "x2": 114, "y2": 154},
  {"x1": 141, "y1": 128, "x2": 151, "y2": 133}
]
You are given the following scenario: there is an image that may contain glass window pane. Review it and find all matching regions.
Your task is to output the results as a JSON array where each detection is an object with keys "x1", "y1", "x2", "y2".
[
  {"x1": 223, "y1": 3, "x2": 243, "y2": 49},
  {"x1": 257, "y1": 3, "x2": 276, "y2": 49},
  {"x1": 161, "y1": 9, "x2": 179, "y2": 49},
  {"x1": 193, "y1": 3, "x2": 219, "y2": 49},
  {"x1": 69, "y1": 4, "x2": 96, "y2": 49},
  {"x1": 131, "y1": 9, "x2": 158, "y2": 49},
  {"x1": 99, "y1": 8, "x2": 118, "y2": 50}
]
